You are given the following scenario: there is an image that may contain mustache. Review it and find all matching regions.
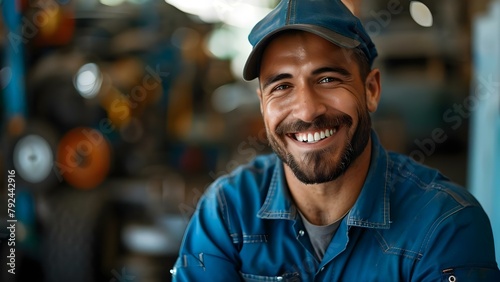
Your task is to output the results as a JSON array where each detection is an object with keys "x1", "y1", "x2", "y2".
[{"x1": 275, "y1": 114, "x2": 353, "y2": 135}]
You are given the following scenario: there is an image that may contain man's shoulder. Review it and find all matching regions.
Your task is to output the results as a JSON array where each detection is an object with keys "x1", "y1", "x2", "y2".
[
  {"x1": 201, "y1": 154, "x2": 280, "y2": 206},
  {"x1": 214, "y1": 153, "x2": 279, "y2": 188},
  {"x1": 386, "y1": 151, "x2": 480, "y2": 209},
  {"x1": 380, "y1": 151, "x2": 487, "y2": 243},
  {"x1": 374, "y1": 152, "x2": 496, "y2": 275}
]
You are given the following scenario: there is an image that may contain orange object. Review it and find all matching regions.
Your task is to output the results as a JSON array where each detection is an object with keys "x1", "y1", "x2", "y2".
[
  {"x1": 32, "y1": 1, "x2": 75, "y2": 47},
  {"x1": 56, "y1": 127, "x2": 111, "y2": 189}
]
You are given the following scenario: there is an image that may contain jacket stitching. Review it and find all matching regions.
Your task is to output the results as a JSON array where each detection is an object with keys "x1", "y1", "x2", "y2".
[
  {"x1": 375, "y1": 230, "x2": 423, "y2": 260},
  {"x1": 420, "y1": 205, "x2": 464, "y2": 255}
]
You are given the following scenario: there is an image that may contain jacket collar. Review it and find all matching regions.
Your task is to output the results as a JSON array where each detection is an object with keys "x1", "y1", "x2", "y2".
[
  {"x1": 257, "y1": 159, "x2": 298, "y2": 220},
  {"x1": 347, "y1": 131, "x2": 391, "y2": 229},
  {"x1": 257, "y1": 130, "x2": 391, "y2": 229}
]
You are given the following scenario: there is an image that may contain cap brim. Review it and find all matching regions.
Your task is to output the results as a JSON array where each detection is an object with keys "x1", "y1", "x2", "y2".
[{"x1": 243, "y1": 24, "x2": 361, "y2": 81}]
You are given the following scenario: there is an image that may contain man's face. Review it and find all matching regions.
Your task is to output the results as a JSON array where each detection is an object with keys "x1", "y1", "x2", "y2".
[{"x1": 258, "y1": 31, "x2": 376, "y2": 184}]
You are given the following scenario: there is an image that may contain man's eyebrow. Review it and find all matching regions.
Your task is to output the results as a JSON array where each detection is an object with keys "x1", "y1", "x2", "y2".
[
  {"x1": 312, "y1": 67, "x2": 352, "y2": 77},
  {"x1": 261, "y1": 73, "x2": 293, "y2": 91}
]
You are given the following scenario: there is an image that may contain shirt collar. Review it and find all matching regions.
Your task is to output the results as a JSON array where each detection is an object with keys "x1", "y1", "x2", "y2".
[
  {"x1": 257, "y1": 159, "x2": 297, "y2": 220},
  {"x1": 347, "y1": 131, "x2": 391, "y2": 229},
  {"x1": 257, "y1": 130, "x2": 391, "y2": 229}
]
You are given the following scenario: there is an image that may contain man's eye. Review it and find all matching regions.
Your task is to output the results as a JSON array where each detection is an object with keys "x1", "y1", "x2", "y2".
[
  {"x1": 319, "y1": 77, "x2": 339, "y2": 83},
  {"x1": 273, "y1": 85, "x2": 290, "y2": 91}
]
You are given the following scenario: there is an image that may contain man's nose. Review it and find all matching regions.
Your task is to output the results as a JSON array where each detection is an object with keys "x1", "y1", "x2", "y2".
[{"x1": 292, "y1": 85, "x2": 327, "y2": 123}]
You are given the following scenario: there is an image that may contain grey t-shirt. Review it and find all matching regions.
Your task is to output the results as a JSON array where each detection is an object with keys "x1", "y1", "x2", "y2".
[{"x1": 298, "y1": 212, "x2": 344, "y2": 261}]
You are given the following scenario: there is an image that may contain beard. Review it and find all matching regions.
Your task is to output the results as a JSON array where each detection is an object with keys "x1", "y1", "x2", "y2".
[{"x1": 267, "y1": 108, "x2": 372, "y2": 184}]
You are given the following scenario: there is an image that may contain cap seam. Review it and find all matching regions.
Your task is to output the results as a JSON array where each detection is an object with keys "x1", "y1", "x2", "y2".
[{"x1": 286, "y1": 0, "x2": 292, "y2": 24}]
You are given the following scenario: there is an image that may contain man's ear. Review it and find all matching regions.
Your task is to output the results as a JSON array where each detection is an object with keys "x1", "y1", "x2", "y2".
[{"x1": 365, "y1": 68, "x2": 381, "y2": 113}]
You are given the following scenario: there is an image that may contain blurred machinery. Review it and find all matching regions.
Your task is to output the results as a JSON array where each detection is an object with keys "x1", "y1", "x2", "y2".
[{"x1": 0, "y1": 0, "x2": 266, "y2": 281}]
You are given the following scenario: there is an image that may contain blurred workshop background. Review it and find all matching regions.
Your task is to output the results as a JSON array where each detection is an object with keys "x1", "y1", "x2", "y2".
[{"x1": 0, "y1": 0, "x2": 499, "y2": 281}]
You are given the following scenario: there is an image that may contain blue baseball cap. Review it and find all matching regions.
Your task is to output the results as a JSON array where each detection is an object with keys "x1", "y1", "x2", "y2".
[{"x1": 243, "y1": 0, "x2": 378, "y2": 80}]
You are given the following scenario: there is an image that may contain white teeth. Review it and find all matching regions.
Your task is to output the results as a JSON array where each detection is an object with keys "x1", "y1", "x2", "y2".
[
  {"x1": 314, "y1": 132, "x2": 320, "y2": 141},
  {"x1": 295, "y1": 128, "x2": 338, "y2": 143}
]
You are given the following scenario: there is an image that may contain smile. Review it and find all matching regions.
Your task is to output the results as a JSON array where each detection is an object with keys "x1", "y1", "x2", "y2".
[{"x1": 291, "y1": 127, "x2": 339, "y2": 144}]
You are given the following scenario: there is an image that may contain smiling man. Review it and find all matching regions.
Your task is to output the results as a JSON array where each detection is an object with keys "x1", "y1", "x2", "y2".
[{"x1": 172, "y1": 0, "x2": 499, "y2": 281}]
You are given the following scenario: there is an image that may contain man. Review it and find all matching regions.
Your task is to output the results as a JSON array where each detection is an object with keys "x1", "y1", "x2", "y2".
[{"x1": 172, "y1": 0, "x2": 499, "y2": 281}]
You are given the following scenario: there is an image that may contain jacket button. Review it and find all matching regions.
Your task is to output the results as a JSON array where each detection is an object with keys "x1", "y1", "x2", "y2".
[
  {"x1": 448, "y1": 275, "x2": 456, "y2": 282},
  {"x1": 299, "y1": 230, "x2": 305, "y2": 236}
]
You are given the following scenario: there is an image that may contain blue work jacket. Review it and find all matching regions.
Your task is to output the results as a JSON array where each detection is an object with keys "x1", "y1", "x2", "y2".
[{"x1": 172, "y1": 132, "x2": 499, "y2": 281}]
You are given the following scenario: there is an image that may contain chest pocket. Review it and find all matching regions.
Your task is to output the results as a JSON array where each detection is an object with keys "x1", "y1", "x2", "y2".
[{"x1": 240, "y1": 272, "x2": 301, "y2": 282}]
